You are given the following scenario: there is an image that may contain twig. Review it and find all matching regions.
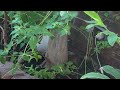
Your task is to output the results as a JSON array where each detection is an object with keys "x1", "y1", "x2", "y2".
[
  {"x1": 65, "y1": 75, "x2": 72, "y2": 79},
  {"x1": 0, "y1": 26, "x2": 4, "y2": 41},
  {"x1": 94, "y1": 38, "x2": 103, "y2": 74}
]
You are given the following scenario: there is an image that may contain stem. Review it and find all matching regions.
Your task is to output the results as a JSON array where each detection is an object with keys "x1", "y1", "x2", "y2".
[
  {"x1": 3, "y1": 11, "x2": 8, "y2": 49},
  {"x1": 94, "y1": 38, "x2": 103, "y2": 74},
  {"x1": 39, "y1": 11, "x2": 53, "y2": 25},
  {"x1": 23, "y1": 41, "x2": 29, "y2": 54}
]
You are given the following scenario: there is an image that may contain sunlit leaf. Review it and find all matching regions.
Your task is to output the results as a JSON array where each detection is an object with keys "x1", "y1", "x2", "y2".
[
  {"x1": 85, "y1": 24, "x2": 96, "y2": 30},
  {"x1": 81, "y1": 72, "x2": 110, "y2": 79},
  {"x1": 102, "y1": 65, "x2": 120, "y2": 79},
  {"x1": 107, "y1": 33, "x2": 118, "y2": 46},
  {"x1": 60, "y1": 11, "x2": 66, "y2": 17},
  {"x1": 29, "y1": 36, "x2": 38, "y2": 50},
  {"x1": 84, "y1": 11, "x2": 105, "y2": 27}
]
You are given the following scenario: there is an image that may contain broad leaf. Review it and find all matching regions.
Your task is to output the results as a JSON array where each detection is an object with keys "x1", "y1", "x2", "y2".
[
  {"x1": 60, "y1": 25, "x2": 71, "y2": 36},
  {"x1": 84, "y1": 11, "x2": 105, "y2": 27},
  {"x1": 80, "y1": 72, "x2": 110, "y2": 79},
  {"x1": 0, "y1": 55, "x2": 6, "y2": 64},
  {"x1": 29, "y1": 36, "x2": 38, "y2": 51},
  {"x1": 85, "y1": 20, "x2": 96, "y2": 24},
  {"x1": 60, "y1": 11, "x2": 66, "y2": 17},
  {"x1": 102, "y1": 65, "x2": 120, "y2": 79},
  {"x1": 85, "y1": 24, "x2": 96, "y2": 30},
  {"x1": 68, "y1": 11, "x2": 78, "y2": 18},
  {"x1": 107, "y1": 33, "x2": 118, "y2": 46}
]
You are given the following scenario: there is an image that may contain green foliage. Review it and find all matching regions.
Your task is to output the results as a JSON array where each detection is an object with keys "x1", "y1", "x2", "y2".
[
  {"x1": 1, "y1": 11, "x2": 120, "y2": 79},
  {"x1": 0, "y1": 11, "x2": 77, "y2": 61},
  {"x1": 102, "y1": 65, "x2": 120, "y2": 79},
  {"x1": 84, "y1": 11, "x2": 120, "y2": 47},
  {"x1": 103, "y1": 11, "x2": 110, "y2": 17},
  {"x1": 103, "y1": 31, "x2": 118, "y2": 46},
  {"x1": 84, "y1": 11, "x2": 105, "y2": 28},
  {"x1": 81, "y1": 72, "x2": 110, "y2": 79},
  {"x1": 94, "y1": 41, "x2": 111, "y2": 53},
  {"x1": 0, "y1": 11, "x2": 78, "y2": 79},
  {"x1": 0, "y1": 55, "x2": 6, "y2": 64},
  {"x1": 25, "y1": 61, "x2": 77, "y2": 79},
  {"x1": 81, "y1": 65, "x2": 120, "y2": 79},
  {"x1": 29, "y1": 36, "x2": 38, "y2": 51}
]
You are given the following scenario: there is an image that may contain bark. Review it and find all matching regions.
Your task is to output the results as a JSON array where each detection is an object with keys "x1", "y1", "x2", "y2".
[
  {"x1": 45, "y1": 31, "x2": 68, "y2": 67},
  {"x1": 3, "y1": 11, "x2": 8, "y2": 49}
]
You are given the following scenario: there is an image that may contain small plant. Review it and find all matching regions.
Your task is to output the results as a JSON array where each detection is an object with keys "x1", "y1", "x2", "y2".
[
  {"x1": 25, "y1": 61, "x2": 77, "y2": 79},
  {"x1": 84, "y1": 11, "x2": 120, "y2": 47},
  {"x1": 94, "y1": 41, "x2": 111, "y2": 53}
]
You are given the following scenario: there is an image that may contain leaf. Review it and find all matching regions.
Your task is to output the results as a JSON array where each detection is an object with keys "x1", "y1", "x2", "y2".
[
  {"x1": 29, "y1": 36, "x2": 38, "y2": 51},
  {"x1": 60, "y1": 11, "x2": 67, "y2": 17},
  {"x1": 60, "y1": 25, "x2": 71, "y2": 36},
  {"x1": 102, "y1": 65, "x2": 120, "y2": 79},
  {"x1": 80, "y1": 72, "x2": 110, "y2": 79},
  {"x1": 11, "y1": 33, "x2": 19, "y2": 39},
  {"x1": 68, "y1": 11, "x2": 78, "y2": 18},
  {"x1": 0, "y1": 11, "x2": 4, "y2": 17},
  {"x1": 104, "y1": 12, "x2": 109, "y2": 17},
  {"x1": 84, "y1": 11, "x2": 101, "y2": 22},
  {"x1": 10, "y1": 28, "x2": 19, "y2": 35},
  {"x1": 22, "y1": 54, "x2": 30, "y2": 61},
  {"x1": 60, "y1": 11, "x2": 69, "y2": 20},
  {"x1": 0, "y1": 55, "x2": 6, "y2": 64},
  {"x1": 85, "y1": 20, "x2": 96, "y2": 24},
  {"x1": 103, "y1": 30, "x2": 110, "y2": 35},
  {"x1": 116, "y1": 69, "x2": 120, "y2": 73},
  {"x1": 117, "y1": 37, "x2": 120, "y2": 45},
  {"x1": 6, "y1": 41, "x2": 14, "y2": 51},
  {"x1": 10, "y1": 56, "x2": 16, "y2": 62},
  {"x1": 85, "y1": 24, "x2": 96, "y2": 30},
  {"x1": 16, "y1": 36, "x2": 26, "y2": 44},
  {"x1": 107, "y1": 33, "x2": 118, "y2": 46},
  {"x1": 84, "y1": 11, "x2": 105, "y2": 27}
]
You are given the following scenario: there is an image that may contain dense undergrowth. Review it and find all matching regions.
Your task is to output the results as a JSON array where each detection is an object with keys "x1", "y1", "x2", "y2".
[{"x1": 0, "y1": 11, "x2": 120, "y2": 79}]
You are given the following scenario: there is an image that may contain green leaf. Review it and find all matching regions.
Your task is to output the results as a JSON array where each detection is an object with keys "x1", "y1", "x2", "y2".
[
  {"x1": 10, "y1": 56, "x2": 16, "y2": 62},
  {"x1": 60, "y1": 11, "x2": 67, "y2": 17},
  {"x1": 29, "y1": 36, "x2": 38, "y2": 51},
  {"x1": 0, "y1": 50, "x2": 4, "y2": 55},
  {"x1": 84, "y1": 11, "x2": 105, "y2": 27},
  {"x1": 60, "y1": 25, "x2": 71, "y2": 36},
  {"x1": 16, "y1": 36, "x2": 26, "y2": 44},
  {"x1": 85, "y1": 20, "x2": 96, "y2": 24},
  {"x1": 0, "y1": 55, "x2": 6, "y2": 64},
  {"x1": 104, "y1": 12, "x2": 109, "y2": 17},
  {"x1": 59, "y1": 11, "x2": 69, "y2": 20},
  {"x1": 6, "y1": 41, "x2": 14, "y2": 51},
  {"x1": 116, "y1": 69, "x2": 120, "y2": 73},
  {"x1": 0, "y1": 11, "x2": 4, "y2": 17},
  {"x1": 10, "y1": 28, "x2": 20, "y2": 35},
  {"x1": 80, "y1": 72, "x2": 110, "y2": 79},
  {"x1": 84, "y1": 11, "x2": 101, "y2": 22},
  {"x1": 102, "y1": 65, "x2": 120, "y2": 79},
  {"x1": 68, "y1": 11, "x2": 78, "y2": 18},
  {"x1": 103, "y1": 30, "x2": 110, "y2": 35},
  {"x1": 22, "y1": 54, "x2": 30, "y2": 61},
  {"x1": 107, "y1": 33, "x2": 118, "y2": 46},
  {"x1": 85, "y1": 24, "x2": 96, "y2": 30}
]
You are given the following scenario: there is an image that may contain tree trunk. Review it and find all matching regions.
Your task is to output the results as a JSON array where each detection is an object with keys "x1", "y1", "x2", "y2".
[{"x1": 45, "y1": 31, "x2": 68, "y2": 67}]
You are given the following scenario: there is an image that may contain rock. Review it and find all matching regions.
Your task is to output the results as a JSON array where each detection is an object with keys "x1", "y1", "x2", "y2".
[
  {"x1": 0, "y1": 61, "x2": 38, "y2": 79},
  {"x1": 36, "y1": 36, "x2": 49, "y2": 55}
]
